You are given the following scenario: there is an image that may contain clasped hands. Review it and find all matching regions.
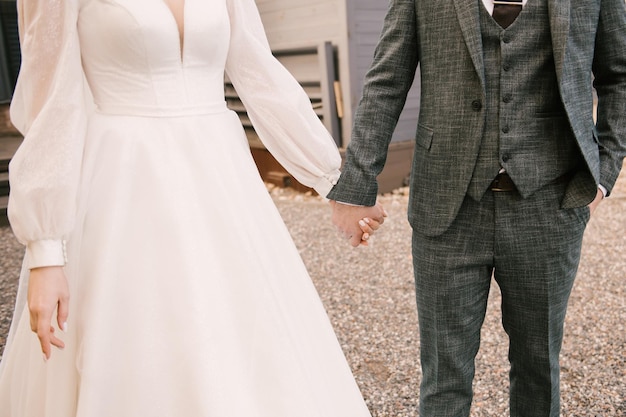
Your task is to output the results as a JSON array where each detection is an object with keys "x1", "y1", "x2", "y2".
[{"x1": 329, "y1": 200, "x2": 387, "y2": 247}]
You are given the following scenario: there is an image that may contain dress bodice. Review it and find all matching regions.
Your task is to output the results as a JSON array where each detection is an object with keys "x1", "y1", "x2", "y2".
[
  {"x1": 79, "y1": 0, "x2": 230, "y2": 116},
  {"x1": 8, "y1": 0, "x2": 341, "y2": 264}
]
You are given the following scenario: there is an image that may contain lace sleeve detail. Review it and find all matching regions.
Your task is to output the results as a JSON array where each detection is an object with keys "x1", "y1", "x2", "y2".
[
  {"x1": 224, "y1": 0, "x2": 341, "y2": 197},
  {"x1": 8, "y1": 0, "x2": 87, "y2": 268}
]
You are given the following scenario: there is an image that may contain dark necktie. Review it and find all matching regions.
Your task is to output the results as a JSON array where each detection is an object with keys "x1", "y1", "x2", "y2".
[{"x1": 493, "y1": 0, "x2": 522, "y2": 29}]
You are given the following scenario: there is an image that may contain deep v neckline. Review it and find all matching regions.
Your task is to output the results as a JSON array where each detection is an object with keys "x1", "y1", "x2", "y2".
[{"x1": 161, "y1": 0, "x2": 186, "y2": 63}]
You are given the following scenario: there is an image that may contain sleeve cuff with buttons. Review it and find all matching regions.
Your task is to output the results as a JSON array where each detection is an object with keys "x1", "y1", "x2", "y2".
[
  {"x1": 26, "y1": 239, "x2": 67, "y2": 269},
  {"x1": 313, "y1": 169, "x2": 342, "y2": 199}
]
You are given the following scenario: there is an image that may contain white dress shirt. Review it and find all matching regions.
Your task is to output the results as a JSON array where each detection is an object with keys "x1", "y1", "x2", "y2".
[{"x1": 482, "y1": 0, "x2": 528, "y2": 15}]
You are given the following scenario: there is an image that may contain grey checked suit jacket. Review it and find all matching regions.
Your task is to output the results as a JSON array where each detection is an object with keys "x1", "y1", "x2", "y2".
[{"x1": 327, "y1": 0, "x2": 626, "y2": 236}]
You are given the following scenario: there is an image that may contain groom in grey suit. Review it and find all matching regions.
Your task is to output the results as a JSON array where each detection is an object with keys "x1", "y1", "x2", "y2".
[{"x1": 328, "y1": 0, "x2": 626, "y2": 416}]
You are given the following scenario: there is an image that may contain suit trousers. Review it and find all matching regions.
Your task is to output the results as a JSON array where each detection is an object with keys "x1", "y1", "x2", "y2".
[{"x1": 411, "y1": 179, "x2": 590, "y2": 417}]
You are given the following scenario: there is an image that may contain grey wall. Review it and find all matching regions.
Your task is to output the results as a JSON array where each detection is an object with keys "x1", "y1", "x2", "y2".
[
  {"x1": 255, "y1": 0, "x2": 420, "y2": 145},
  {"x1": 346, "y1": 0, "x2": 420, "y2": 144}
]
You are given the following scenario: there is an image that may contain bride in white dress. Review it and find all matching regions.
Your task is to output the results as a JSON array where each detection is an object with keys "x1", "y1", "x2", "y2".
[{"x1": 0, "y1": 0, "x2": 383, "y2": 415}]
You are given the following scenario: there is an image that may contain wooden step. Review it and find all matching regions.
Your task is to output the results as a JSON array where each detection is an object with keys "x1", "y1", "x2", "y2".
[
  {"x1": 0, "y1": 171, "x2": 8, "y2": 196},
  {"x1": 0, "y1": 195, "x2": 8, "y2": 227},
  {"x1": 0, "y1": 135, "x2": 22, "y2": 172}
]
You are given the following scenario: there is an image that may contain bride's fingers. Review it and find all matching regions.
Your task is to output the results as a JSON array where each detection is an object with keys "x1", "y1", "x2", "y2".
[
  {"x1": 49, "y1": 326, "x2": 66, "y2": 350},
  {"x1": 32, "y1": 321, "x2": 65, "y2": 361},
  {"x1": 35, "y1": 321, "x2": 52, "y2": 361},
  {"x1": 358, "y1": 219, "x2": 374, "y2": 234},
  {"x1": 362, "y1": 217, "x2": 381, "y2": 231},
  {"x1": 359, "y1": 221, "x2": 373, "y2": 247},
  {"x1": 29, "y1": 308, "x2": 53, "y2": 360}
]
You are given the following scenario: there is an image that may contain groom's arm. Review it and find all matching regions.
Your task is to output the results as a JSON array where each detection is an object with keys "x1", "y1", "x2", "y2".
[
  {"x1": 328, "y1": 0, "x2": 419, "y2": 244},
  {"x1": 592, "y1": 0, "x2": 626, "y2": 194},
  {"x1": 327, "y1": 0, "x2": 419, "y2": 206}
]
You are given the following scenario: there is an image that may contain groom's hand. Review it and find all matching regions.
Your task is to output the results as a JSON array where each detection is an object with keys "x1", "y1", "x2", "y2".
[
  {"x1": 588, "y1": 188, "x2": 605, "y2": 215},
  {"x1": 330, "y1": 201, "x2": 387, "y2": 247}
]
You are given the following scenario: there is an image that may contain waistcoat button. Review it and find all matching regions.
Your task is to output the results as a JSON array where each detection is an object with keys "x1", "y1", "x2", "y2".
[{"x1": 471, "y1": 100, "x2": 483, "y2": 111}]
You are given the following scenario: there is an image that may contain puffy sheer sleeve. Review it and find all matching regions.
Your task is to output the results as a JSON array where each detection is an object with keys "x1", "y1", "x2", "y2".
[
  {"x1": 8, "y1": 0, "x2": 87, "y2": 268},
  {"x1": 224, "y1": 0, "x2": 341, "y2": 197}
]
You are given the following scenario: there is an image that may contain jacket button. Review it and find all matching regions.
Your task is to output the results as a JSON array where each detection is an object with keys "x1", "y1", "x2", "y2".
[
  {"x1": 503, "y1": 94, "x2": 512, "y2": 103},
  {"x1": 502, "y1": 154, "x2": 510, "y2": 162},
  {"x1": 471, "y1": 100, "x2": 482, "y2": 111},
  {"x1": 502, "y1": 126, "x2": 510, "y2": 134}
]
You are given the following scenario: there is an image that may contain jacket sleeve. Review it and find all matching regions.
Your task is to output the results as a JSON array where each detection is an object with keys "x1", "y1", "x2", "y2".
[
  {"x1": 224, "y1": 0, "x2": 341, "y2": 198},
  {"x1": 327, "y1": 0, "x2": 419, "y2": 206},
  {"x1": 8, "y1": 0, "x2": 88, "y2": 268},
  {"x1": 592, "y1": 0, "x2": 626, "y2": 194}
]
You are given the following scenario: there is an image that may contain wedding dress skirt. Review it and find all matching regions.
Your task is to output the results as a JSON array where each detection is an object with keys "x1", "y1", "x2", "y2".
[{"x1": 0, "y1": 1, "x2": 371, "y2": 416}]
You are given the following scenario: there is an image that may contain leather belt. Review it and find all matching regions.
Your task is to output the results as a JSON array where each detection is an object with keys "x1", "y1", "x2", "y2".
[
  {"x1": 490, "y1": 172, "x2": 516, "y2": 192},
  {"x1": 489, "y1": 171, "x2": 575, "y2": 192}
]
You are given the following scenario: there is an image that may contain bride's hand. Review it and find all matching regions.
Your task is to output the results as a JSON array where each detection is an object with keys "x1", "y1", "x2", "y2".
[
  {"x1": 27, "y1": 266, "x2": 70, "y2": 360},
  {"x1": 358, "y1": 217, "x2": 382, "y2": 246}
]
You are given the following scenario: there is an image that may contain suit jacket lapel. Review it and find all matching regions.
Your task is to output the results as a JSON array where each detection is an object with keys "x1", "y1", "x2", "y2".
[
  {"x1": 548, "y1": 0, "x2": 571, "y2": 84},
  {"x1": 453, "y1": 0, "x2": 485, "y2": 89}
]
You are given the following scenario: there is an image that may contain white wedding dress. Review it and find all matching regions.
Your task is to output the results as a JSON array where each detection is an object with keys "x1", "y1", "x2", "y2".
[{"x1": 0, "y1": 1, "x2": 372, "y2": 416}]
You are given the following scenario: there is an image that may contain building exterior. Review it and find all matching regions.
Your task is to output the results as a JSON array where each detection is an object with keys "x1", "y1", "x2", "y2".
[
  {"x1": 251, "y1": 0, "x2": 418, "y2": 191},
  {"x1": 0, "y1": 0, "x2": 19, "y2": 146},
  {"x1": 0, "y1": 0, "x2": 18, "y2": 104}
]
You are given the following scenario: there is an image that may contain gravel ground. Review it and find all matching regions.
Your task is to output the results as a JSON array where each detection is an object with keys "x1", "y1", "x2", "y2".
[{"x1": 1, "y1": 170, "x2": 624, "y2": 416}]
